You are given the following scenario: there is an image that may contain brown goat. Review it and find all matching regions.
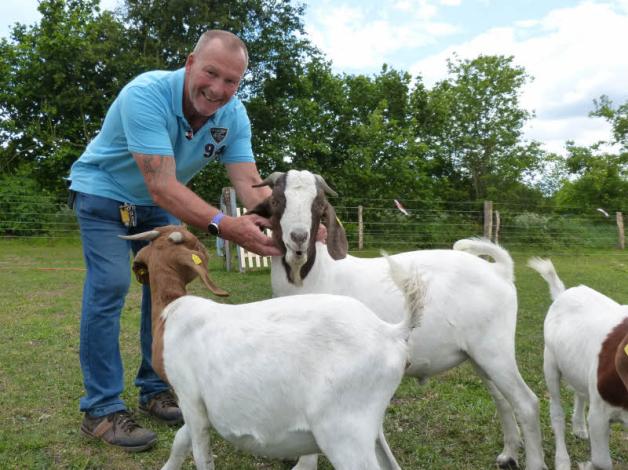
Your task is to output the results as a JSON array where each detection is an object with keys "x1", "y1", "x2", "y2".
[
  {"x1": 120, "y1": 225, "x2": 227, "y2": 382},
  {"x1": 528, "y1": 257, "x2": 628, "y2": 470}
]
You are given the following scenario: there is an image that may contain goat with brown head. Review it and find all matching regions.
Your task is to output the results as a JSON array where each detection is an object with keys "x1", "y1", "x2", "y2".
[
  {"x1": 120, "y1": 225, "x2": 227, "y2": 382},
  {"x1": 248, "y1": 170, "x2": 348, "y2": 285},
  {"x1": 528, "y1": 257, "x2": 628, "y2": 470}
]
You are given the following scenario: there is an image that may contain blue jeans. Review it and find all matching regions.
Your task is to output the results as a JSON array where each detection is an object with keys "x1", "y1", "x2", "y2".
[{"x1": 74, "y1": 192, "x2": 179, "y2": 417}]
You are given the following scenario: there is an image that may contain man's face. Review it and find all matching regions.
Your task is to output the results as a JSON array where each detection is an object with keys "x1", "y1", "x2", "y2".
[{"x1": 184, "y1": 39, "x2": 246, "y2": 119}]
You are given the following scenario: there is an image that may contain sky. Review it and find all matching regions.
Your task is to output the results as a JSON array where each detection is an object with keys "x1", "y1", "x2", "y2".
[{"x1": 2, "y1": 0, "x2": 627, "y2": 156}]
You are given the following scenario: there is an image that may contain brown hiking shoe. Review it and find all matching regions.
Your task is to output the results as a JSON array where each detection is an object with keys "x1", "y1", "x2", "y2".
[
  {"x1": 139, "y1": 390, "x2": 183, "y2": 425},
  {"x1": 80, "y1": 411, "x2": 157, "y2": 452}
]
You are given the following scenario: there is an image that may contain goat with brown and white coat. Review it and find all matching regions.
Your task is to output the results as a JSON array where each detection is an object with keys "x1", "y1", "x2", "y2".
[
  {"x1": 527, "y1": 257, "x2": 628, "y2": 470},
  {"x1": 121, "y1": 225, "x2": 427, "y2": 470},
  {"x1": 248, "y1": 170, "x2": 547, "y2": 470}
]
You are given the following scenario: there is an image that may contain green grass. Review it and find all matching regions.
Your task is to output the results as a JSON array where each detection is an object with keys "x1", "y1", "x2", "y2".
[{"x1": 0, "y1": 239, "x2": 627, "y2": 469}]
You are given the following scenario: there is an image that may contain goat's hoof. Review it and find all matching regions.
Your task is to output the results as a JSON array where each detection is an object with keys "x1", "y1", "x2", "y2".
[
  {"x1": 496, "y1": 456, "x2": 519, "y2": 469},
  {"x1": 572, "y1": 428, "x2": 589, "y2": 440},
  {"x1": 555, "y1": 460, "x2": 570, "y2": 470}
]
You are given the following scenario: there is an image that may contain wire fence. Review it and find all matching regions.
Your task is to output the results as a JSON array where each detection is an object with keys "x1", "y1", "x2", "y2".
[
  {"x1": 1, "y1": 193, "x2": 625, "y2": 255},
  {"x1": 338, "y1": 206, "x2": 624, "y2": 253}
]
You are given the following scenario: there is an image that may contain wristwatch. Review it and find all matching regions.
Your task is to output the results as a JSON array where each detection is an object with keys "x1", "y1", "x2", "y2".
[{"x1": 208, "y1": 211, "x2": 225, "y2": 236}]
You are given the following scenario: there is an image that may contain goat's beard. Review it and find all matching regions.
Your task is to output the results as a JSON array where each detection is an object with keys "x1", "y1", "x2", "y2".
[{"x1": 284, "y1": 250, "x2": 307, "y2": 287}]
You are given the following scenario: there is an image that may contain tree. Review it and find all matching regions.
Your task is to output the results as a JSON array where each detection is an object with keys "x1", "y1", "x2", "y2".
[
  {"x1": 554, "y1": 99, "x2": 628, "y2": 212},
  {"x1": 333, "y1": 67, "x2": 435, "y2": 203},
  {"x1": 246, "y1": 60, "x2": 439, "y2": 203},
  {"x1": 428, "y1": 55, "x2": 541, "y2": 200},
  {"x1": 0, "y1": 0, "x2": 142, "y2": 193},
  {"x1": 590, "y1": 95, "x2": 628, "y2": 150},
  {"x1": 554, "y1": 142, "x2": 627, "y2": 212}
]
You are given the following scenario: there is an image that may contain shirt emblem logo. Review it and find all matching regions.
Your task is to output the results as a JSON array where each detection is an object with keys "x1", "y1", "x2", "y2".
[{"x1": 210, "y1": 127, "x2": 228, "y2": 143}]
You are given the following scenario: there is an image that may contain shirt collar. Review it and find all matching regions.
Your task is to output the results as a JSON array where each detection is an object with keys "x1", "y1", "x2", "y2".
[{"x1": 170, "y1": 68, "x2": 186, "y2": 119}]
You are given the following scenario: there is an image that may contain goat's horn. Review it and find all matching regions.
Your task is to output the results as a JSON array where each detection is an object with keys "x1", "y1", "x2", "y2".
[
  {"x1": 252, "y1": 172, "x2": 284, "y2": 188},
  {"x1": 314, "y1": 175, "x2": 338, "y2": 197},
  {"x1": 119, "y1": 230, "x2": 161, "y2": 241},
  {"x1": 168, "y1": 231, "x2": 184, "y2": 243}
]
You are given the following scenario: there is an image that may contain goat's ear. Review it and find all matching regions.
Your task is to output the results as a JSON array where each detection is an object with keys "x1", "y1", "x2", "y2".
[
  {"x1": 180, "y1": 251, "x2": 229, "y2": 297},
  {"x1": 322, "y1": 202, "x2": 348, "y2": 260},
  {"x1": 132, "y1": 247, "x2": 150, "y2": 284},
  {"x1": 132, "y1": 261, "x2": 150, "y2": 284},
  {"x1": 246, "y1": 197, "x2": 272, "y2": 218}
]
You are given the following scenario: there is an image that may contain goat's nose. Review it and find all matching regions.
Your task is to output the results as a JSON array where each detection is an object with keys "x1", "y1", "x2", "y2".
[{"x1": 290, "y1": 230, "x2": 308, "y2": 246}]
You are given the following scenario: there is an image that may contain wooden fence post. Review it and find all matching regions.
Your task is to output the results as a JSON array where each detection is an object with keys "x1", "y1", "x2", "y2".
[
  {"x1": 483, "y1": 200, "x2": 493, "y2": 239},
  {"x1": 617, "y1": 212, "x2": 625, "y2": 250},
  {"x1": 494, "y1": 210, "x2": 500, "y2": 244},
  {"x1": 358, "y1": 205, "x2": 363, "y2": 250},
  {"x1": 221, "y1": 187, "x2": 241, "y2": 271}
]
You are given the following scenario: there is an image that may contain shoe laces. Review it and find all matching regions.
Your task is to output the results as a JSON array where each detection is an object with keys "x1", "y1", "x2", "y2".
[{"x1": 111, "y1": 411, "x2": 141, "y2": 433}]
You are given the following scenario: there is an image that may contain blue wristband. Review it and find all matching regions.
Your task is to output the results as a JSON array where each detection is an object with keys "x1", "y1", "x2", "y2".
[
  {"x1": 208, "y1": 211, "x2": 225, "y2": 236},
  {"x1": 211, "y1": 211, "x2": 225, "y2": 226}
]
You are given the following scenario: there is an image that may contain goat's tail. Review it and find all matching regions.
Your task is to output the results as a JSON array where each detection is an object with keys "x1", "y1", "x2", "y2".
[
  {"x1": 452, "y1": 237, "x2": 514, "y2": 283},
  {"x1": 526, "y1": 257, "x2": 566, "y2": 301},
  {"x1": 382, "y1": 252, "x2": 426, "y2": 338}
]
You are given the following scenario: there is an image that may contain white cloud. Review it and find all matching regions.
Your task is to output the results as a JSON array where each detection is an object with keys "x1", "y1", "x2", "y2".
[
  {"x1": 408, "y1": 26, "x2": 516, "y2": 85},
  {"x1": 0, "y1": 1, "x2": 40, "y2": 38},
  {"x1": 305, "y1": 6, "x2": 398, "y2": 69},
  {"x1": 409, "y1": 2, "x2": 628, "y2": 153},
  {"x1": 393, "y1": 0, "x2": 438, "y2": 19},
  {"x1": 305, "y1": 1, "x2": 458, "y2": 71},
  {"x1": 524, "y1": 115, "x2": 613, "y2": 155},
  {"x1": 396, "y1": 0, "x2": 463, "y2": 17}
]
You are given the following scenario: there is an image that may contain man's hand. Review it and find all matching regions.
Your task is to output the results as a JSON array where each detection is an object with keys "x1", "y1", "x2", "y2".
[
  {"x1": 316, "y1": 224, "x2": 327, "y2": 243},
  {"x1": 219, "y1": 214, "x2": 282, "y2": 257}
]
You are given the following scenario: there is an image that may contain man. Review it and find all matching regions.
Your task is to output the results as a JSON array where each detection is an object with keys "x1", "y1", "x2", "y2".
[{"x1": 67, "y1": 30, "x2": 281, "y2": 452}]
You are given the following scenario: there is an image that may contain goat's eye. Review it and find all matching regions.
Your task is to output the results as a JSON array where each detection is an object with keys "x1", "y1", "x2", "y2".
[{"x1": 271, "y1": 198, "x2": 279, "y2": 207}]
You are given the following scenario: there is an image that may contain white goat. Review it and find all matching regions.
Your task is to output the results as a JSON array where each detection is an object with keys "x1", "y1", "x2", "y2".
[
  {"x1": 122, "y1": 225, "x2": 427, "y2": 470},
  {"x1": 249, "y1": 170, "x2": 547, "y2": 470},
  {"x1": 527, "y1": 257, "x2": 628, "y2": 470}
]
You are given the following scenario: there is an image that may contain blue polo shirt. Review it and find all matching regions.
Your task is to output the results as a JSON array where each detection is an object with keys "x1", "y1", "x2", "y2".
[{"x1": 68, "y1": 68, "x2": 254, "y2": 205}]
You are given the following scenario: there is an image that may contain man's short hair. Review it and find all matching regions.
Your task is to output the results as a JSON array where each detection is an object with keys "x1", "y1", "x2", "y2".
[{"x1": 193, "y1": 30, "x2": 248, "y2": 68}]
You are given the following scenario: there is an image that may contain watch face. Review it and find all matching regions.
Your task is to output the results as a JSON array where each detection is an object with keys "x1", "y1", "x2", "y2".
[{"x1": 208, "y1": 222, "x2": 220, "y2": 236}]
